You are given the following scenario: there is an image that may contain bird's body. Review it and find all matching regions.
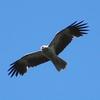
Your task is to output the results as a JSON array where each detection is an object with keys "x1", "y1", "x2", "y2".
[
  {"x1": 41, "y1": 45, "x2": 67, "y2": 71},
  {"x1": 8, "y1": 21, "x2": 88, "y2": 77},
  {"x1": 41, "y1": 45, "x2": 55, "y2": 59}
]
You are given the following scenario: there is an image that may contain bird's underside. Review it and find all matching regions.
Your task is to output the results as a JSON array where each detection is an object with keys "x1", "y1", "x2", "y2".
[
  {"x1": 41, "y1": 46, "x2": 67, "y2": 71},
  {"x1": 8, "y1": 20, "x2": 88, "y2": 77}
]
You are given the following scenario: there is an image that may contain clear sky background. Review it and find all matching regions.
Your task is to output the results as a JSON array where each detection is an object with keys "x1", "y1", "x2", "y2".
[{"x1": 0, "y1": 0, "x2": 100, "y2": 100}]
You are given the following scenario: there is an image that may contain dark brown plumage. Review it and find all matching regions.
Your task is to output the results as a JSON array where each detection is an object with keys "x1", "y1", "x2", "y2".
[
  {"x1": 8, "y1": 20, "x2": 88, "y2": 77},
  {"x1": 49, "y1": 21, "x2": 88, "y2": 55},
  {"x1": 8, "y1": 51, "x2": 49, "y2": 77}
]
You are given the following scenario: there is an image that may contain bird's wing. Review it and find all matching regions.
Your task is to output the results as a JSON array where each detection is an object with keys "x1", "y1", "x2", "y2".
[
  {"x1": 8, "y1": 51, "x2": 49, "y2": 77},
  {"x1": 49, "y1": 21, "x2": 88, "y2": 55}
]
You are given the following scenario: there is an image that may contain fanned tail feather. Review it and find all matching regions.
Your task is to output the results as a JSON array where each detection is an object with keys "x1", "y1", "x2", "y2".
[{"x1": 51, "y1": 55, "x2": 67, "y2": 71}]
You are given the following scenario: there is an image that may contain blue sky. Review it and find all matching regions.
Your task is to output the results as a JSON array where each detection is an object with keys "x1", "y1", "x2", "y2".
[{"x1": 0, "y1": 0, "x2": 100, "y2": 100}]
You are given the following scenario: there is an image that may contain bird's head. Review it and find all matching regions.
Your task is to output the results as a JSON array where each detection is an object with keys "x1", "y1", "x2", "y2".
[{"x1": 40, "y1": 45, "x2": 48, "y2": 50}]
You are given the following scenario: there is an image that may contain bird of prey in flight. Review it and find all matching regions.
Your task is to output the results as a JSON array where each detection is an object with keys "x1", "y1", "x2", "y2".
[{"x1": 8, "y1": 21, "x2": 88, "y2": 77}]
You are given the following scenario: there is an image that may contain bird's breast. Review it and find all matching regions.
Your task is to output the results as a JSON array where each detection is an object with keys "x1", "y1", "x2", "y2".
[{"x1": 42, "y1": 47, "x2": 56, "y2": 60}]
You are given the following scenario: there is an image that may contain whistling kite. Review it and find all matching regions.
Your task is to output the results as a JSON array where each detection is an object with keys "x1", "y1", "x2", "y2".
[{"x1": 8, "y1": 21, "x2": 88, "y2": 77}]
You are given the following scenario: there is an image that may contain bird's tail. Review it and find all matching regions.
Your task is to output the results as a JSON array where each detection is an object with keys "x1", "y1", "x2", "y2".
[{"x1": 51, "y1": 55, "x2": 67, "y2": 71}]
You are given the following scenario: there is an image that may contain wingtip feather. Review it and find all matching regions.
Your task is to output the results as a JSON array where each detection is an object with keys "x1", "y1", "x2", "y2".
[{"x1": 67, "y1": 20, "x2": 89, "y2": 37}]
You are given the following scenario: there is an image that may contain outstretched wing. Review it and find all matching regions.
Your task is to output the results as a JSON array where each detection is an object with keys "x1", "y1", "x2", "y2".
[
  {"x1": 8, "y1": 51, "x2": 49, "y2": 77},
  {"x1": 49, "y1": 21, "x2": 88, "y2": 55}
]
